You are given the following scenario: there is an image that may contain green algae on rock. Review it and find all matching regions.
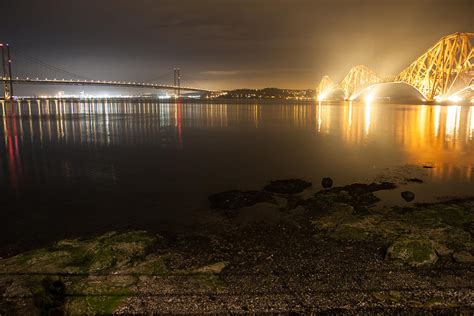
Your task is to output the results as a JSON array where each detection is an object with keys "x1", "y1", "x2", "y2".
[
  {"x1": 0, "y1": 231, "x2": 158, "y2": 274},
  {"x1": 65, "y1": 275, "x2": 136, "y2": 314},
  {"x1": 310, "y1": 185, "x2": 474, "y2": 267},
  {"x1": 0, "y1": 231, "x2": 230, "y2": 314},
  {"x1": 385, "y1": 235, "x2": 438, "y2": 267},
  {"x1": 309, "y1": 182, "x2": 396, "y2": 214}
]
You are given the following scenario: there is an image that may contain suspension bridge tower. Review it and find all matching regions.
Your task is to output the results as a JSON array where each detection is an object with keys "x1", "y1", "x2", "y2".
[
  {"x1": 174, "y1": 68, "x2": 181, "y2": 97},
  {"x1": 1, "y1": 43, "x2": 14, "y2": 100}
]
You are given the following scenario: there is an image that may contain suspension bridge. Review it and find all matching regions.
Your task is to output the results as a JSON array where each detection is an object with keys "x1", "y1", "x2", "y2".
[
  {"x1": 317, "y1": 32, "x2": 474, "y2": 102},
  {"x1": 0, "y1": 44, "x2": 212, "y2": 101}
]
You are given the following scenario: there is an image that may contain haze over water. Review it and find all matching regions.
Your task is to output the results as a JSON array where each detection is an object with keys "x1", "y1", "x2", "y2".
[{"x1": 1, "y1": 100, "x2": 474, "y2": 252}]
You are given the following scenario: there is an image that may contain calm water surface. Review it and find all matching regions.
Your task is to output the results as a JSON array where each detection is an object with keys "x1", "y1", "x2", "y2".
[{"x1": 1, "y1": 100, "x2": 474, "y2": 251}]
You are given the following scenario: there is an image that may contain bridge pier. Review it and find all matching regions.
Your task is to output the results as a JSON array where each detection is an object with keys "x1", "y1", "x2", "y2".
[{"x1": 1, "y1": 44, "x2": 14, "y2": 100}]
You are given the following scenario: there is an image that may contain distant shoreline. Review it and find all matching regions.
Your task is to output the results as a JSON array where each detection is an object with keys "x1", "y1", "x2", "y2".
[{"x1": 1, "y1": 97, "x2": 470, "y2": 106}]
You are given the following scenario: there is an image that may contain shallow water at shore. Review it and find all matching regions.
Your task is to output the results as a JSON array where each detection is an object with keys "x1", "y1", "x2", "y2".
[{"x1": 1, "y1": 100, "x2": 474, "y2": 252}]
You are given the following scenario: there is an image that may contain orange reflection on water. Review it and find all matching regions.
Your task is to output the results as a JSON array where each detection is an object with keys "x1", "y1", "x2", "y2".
[{"x1": 336, "y1": 102, "x2": 474, "y2": 182}]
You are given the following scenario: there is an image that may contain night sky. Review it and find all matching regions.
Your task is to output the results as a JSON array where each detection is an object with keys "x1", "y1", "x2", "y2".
[{"x1": 0, "y1": 0, "x2": 473, "y2": 91}]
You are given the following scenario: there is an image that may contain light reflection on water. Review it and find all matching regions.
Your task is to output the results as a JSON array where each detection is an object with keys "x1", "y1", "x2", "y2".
[
  {"x1": 1, "y1": 100, "x2": 473, "y2": 249},
  {"x1": 1, "y1": 100, "x2": 474, "y2": 185}
]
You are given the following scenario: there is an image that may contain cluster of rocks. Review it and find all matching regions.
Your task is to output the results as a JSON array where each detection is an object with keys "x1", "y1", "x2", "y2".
[
  {"x1": 209, "y1": 177, "x2": 473, "y2": 268},
  {"x1": 1, "y1": 177, "x2": 473, "y2": 313},
  {"x1": 307, "y1": 185, "x2": 474, "y2": 267},
  {"x1": 208, "y1": 178, "x2": 312, "y2": 210}
]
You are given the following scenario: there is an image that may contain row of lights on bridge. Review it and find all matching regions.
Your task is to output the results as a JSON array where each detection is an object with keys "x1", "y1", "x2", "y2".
[
  {"x1": 1, "y1": 43, "x2": 198, "y2": 93},
  {"x1": 0, "y1": 77, "x2": 195, "y2": 89},
  {"x1": 0, "y1": 44, "x2": 176, "y2": 87}
]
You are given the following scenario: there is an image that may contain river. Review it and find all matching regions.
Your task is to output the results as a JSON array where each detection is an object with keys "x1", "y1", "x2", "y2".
[{"x1": 1, "y1": 100, "x2": 473, "y2": 253}]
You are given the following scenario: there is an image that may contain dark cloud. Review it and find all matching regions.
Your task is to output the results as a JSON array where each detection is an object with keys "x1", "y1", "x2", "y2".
[{"x1": 0, "y1": 0, "x2": 472, "y2": 92}]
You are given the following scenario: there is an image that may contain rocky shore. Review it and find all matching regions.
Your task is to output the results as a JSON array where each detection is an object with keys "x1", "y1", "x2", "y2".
[{"x1": 1, "y1": 177, "x2": 473, "y2": 314}]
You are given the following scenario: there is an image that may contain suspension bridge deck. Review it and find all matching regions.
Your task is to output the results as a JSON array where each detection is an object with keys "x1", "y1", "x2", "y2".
[{"x1": 0, "y1": 78, "x2": 212, "y2": 93}]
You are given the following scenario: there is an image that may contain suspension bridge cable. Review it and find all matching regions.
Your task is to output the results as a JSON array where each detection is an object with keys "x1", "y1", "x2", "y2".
[
  {"x1": 13, "y1": 48, "x2": 93, "y2": 81},
  {"x1": 142, "y1": 71, "x2": 174, "y2": 84}
]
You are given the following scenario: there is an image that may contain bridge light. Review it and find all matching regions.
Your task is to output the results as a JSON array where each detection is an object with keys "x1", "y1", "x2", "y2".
[
  {"x1": 365, "y1": 93, "x2": 375, "y2": 103},
  {"x1": 448, "y1": 95, "x2": 462, "y2": 103}
]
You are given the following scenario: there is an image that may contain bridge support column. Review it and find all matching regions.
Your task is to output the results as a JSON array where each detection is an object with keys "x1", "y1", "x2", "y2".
[
  {"x1": 1, "y1": 43, "x2": 14, "y2": 100},
  {"x1": 174, "y1": 68, "x2": 181, "y2": 97}
]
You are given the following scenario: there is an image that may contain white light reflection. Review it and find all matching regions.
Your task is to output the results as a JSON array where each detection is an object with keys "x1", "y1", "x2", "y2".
[
  {"x1": 445, "y1": 106, "x2": 461, "y2": 139},
  {"x1": 317, "y1": 101, "x2": 322, "y2": 132},
  {"x1": 364, "y1": 98, "x2": 372, "y2": 135},
  {"x1": 433, "y1": 105, "x2": 441, "y2": 137},
  {"x1": 469, "y1": 106, "x2": 474, "y2": 140}
]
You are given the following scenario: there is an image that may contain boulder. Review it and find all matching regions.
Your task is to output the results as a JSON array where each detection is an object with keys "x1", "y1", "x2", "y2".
[
  {"x1": 401, "y1": 191, "x2": 415, "y2": 202},
  {"x1": 321, "y1": 177, "x2": 333, "y2": 189},
  {"x1": 406, "y1": 178, "x2": 423, "y2": 183}
]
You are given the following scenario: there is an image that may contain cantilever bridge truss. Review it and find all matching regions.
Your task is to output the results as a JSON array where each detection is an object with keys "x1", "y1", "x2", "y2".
[{"x1": 317, "y1": 32, "x2": 474, "y2": 101}]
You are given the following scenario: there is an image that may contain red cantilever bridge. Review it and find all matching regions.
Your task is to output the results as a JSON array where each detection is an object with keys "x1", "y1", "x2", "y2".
[
  {"x1": 0, "y1": 43, "x2": 212, "y2": 100},
  {"x1": 317, "y1": 32, "x2": 474, "y2": 102}
]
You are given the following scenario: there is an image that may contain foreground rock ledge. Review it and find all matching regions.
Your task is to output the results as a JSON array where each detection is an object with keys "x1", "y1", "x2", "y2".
[
  {"x1": 1, "y1": 180, "x2": 473, "y2": 313},
  {"x1": 0, "y1": 231, "x2": 229, "y2": 314}
]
